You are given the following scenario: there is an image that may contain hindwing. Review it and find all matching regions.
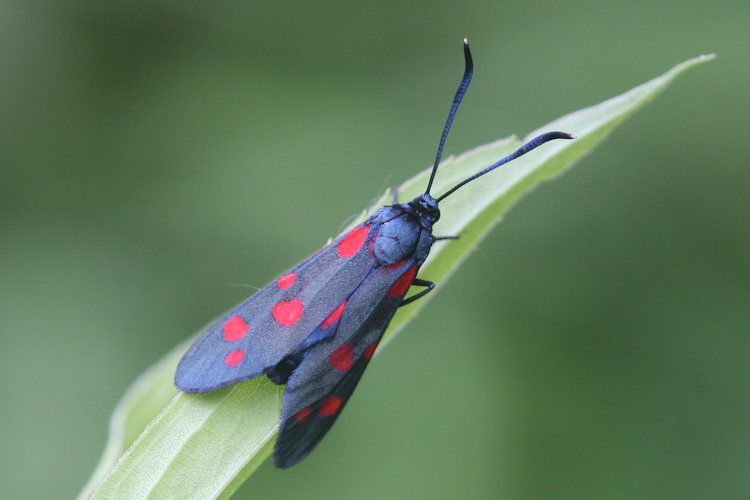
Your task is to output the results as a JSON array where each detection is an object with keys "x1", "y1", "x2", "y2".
[{"x1": 274, "y1": 261, "x2": 418, "y2": 467}]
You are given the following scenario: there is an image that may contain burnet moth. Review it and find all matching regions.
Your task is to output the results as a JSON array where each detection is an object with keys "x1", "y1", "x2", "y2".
[{"x1": 175, "y1": 39, "x2": 575, "y2": 468}]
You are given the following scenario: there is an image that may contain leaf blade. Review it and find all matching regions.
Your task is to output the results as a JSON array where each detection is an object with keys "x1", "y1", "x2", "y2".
[{"x1": 81, "y1": 54, "x2": 713, "y2": 499}]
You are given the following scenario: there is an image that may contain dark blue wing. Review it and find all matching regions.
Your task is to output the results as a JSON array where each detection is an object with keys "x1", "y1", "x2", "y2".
[
  {"x1": 176, "y1": 223, "x2": 378, "y2": 392},
  {"x1": 274, "y1": 260, "x2": 418, "y2": 468}
]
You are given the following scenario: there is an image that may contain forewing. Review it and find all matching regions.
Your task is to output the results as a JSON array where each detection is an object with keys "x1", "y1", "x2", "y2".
[
  {"x1": 175, "y1": 223, "x2": 377, "y2": 392},
  {"x1": 274, "y1": 261, "x2": 418, "y2": 468}
]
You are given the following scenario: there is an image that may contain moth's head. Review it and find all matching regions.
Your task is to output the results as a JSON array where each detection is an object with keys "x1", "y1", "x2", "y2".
[{"x1": 411, "y1": 193, "x2": 440, "y2": 223}]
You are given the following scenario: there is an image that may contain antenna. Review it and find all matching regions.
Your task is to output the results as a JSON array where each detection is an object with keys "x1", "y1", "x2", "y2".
[
  {"x1": 424, "y1": 39, "x2": 576, "y2": 201},
  {"x1": 425, "y1": 38, "x2": 473, "y2": 195},
  {"x1": 437, "y1": 131, "x2": 576, "y2": 201}
]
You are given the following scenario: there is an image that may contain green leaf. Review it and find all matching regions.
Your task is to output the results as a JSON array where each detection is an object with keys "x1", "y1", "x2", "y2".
[{"x1": 80, "y1": 54, "x2": 713, "y2": 499}]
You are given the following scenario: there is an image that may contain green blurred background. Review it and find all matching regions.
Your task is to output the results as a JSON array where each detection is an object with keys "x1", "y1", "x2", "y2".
[{"x1": 2, "y1": 2, "x2": 748, "y2": 498}]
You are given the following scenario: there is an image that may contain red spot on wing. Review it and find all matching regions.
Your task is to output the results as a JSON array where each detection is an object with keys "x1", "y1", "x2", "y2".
[
  {"x1": 272, "y1": 299, "x2": 304, "y2": 327},
  {"x1": 389, "y1": 266, "x2": 416, "y2": 298},
  {"x1": 337, "y1": 225, "x2": 370, "y2": 258},
  {"x1": 277, "y1": 273, "x2": 296, "y2": 290},
  {"x1": 296, "y1": 406, "x2": 312, "y2": 423},
  {"x1": 319, "y1": 395, "x2": 343, "y2": 417},
  {"x1": 363, "y1": 341, "x2": 378, "y2": 360},
  {"x1": 320, "y1": 300, "x2": 347, "y2": 329},
  {"x1": 387, "y1": 260, "x2": 406, "y2": 271},
  {"x1": 224, "y1": 348, "x2": 245, "y2": 367},
  {"x1": 329, "y1": 343, "x2": 354, "y2": 372},
  {"x1": 223, "y1": 315, "x2": 249, "y2": 341}
]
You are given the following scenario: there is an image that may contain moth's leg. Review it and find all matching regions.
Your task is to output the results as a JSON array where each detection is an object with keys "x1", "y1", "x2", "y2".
[
  {"x1": 400, "y1": 278, "x2": 435, "y2": 306},
  {"x1": 265, "y1": 353, "x2": 303, "y2": 385},
  {"x1": 434, "y1": 235, "x2": 459, "y2": 241}
]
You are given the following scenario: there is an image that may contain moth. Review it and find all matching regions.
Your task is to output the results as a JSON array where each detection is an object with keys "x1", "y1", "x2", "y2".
[{"x1": 175, "y1": 39, "x2": 574, "y2": 468}]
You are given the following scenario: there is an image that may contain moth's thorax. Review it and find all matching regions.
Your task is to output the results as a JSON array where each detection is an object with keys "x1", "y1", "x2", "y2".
[{"x1": 367, "y1": 194, "x2": 440, "y2": 268}]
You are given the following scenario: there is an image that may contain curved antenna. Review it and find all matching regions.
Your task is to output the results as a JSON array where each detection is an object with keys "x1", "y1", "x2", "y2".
[
  {"x1": 425, "y1": 38, "x2": 474, "y2": 195},
  {"x1": 437, "y1": 131, "x2": 576, "y2": 202}
]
